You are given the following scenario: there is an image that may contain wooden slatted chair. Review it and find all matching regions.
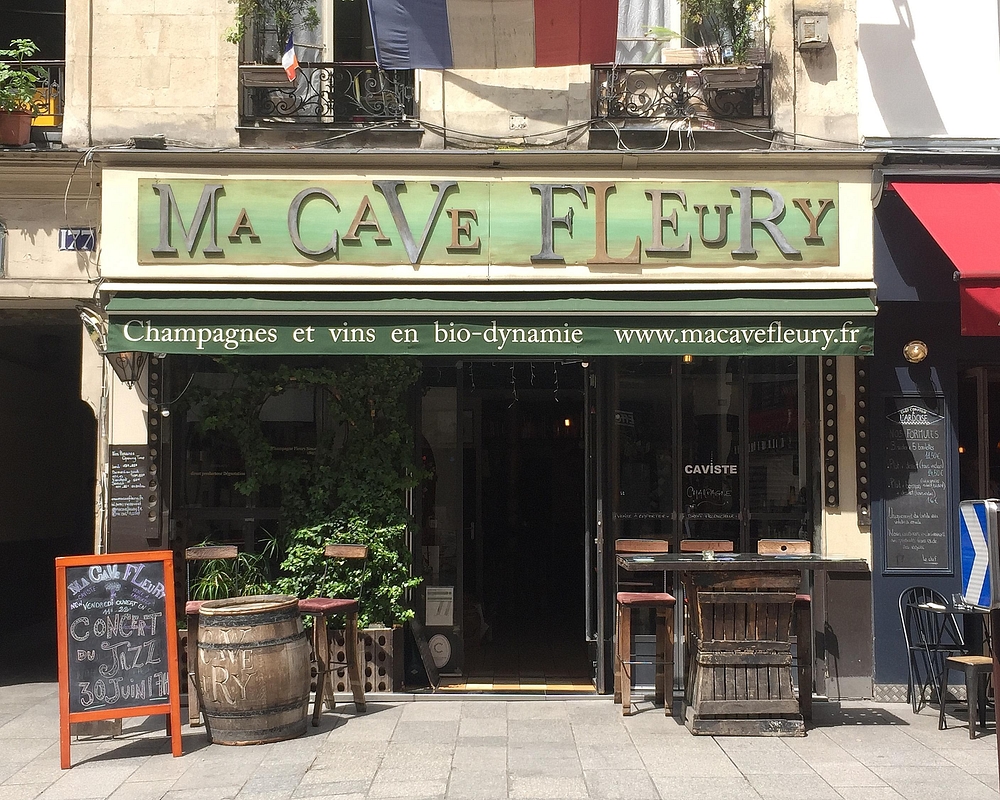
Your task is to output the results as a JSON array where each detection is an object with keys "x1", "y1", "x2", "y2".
[
  {"x1": 939, "y1": 654, "x2": 994, "y2": 738},
  {"x1": 614, "y1": 538, "x2": 675, "y2": 717},
  {"x1": 184, "y1": 544, "x2": 239, "y2": 726},
  {"x1": 298, "y1": 544, "x2": 367, "y2": 725},
  {"x1": 758, "y1": 538, "x2": 813, "y2": 719}
]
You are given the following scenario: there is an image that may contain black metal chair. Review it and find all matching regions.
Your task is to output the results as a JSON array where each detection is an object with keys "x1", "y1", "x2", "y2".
[{"x1": 898, "y1": 586, "x2": 967, "y2": 713}]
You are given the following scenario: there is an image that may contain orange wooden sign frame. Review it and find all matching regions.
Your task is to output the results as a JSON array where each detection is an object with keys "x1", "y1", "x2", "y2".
[{"x1": 55, "y1": 551, "x2": 182, "y2": 769}]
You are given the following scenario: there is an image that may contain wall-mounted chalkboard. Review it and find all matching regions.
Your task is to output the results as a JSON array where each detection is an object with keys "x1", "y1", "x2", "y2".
[
  {"x1": 109, "y1": 445, "x2": 159, "y2": 550},
  {"x1": 883, "y1": 397, "x2": 950, "y2": 572},
  {"x1": 56, "y1": 552, "x2": 181, "y2": 768}
]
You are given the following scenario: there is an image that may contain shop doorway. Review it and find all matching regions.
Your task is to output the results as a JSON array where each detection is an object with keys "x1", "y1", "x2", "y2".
[
  {"x1": 417, "y1": 361, "x2": 592, "y2": 689},
  {"x1": 0, "y1": 320, "x2": 95, "y2": 683}
]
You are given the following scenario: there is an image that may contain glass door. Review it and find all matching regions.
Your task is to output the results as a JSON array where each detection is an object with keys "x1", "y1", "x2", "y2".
[
  {"x1": 745, "y1": 357, "x2": 811, "y2": 549},
  {"x1": 415, "y1": 361, "x2": 593, "y2": 686},
  {"x1": 679, "y1": 356, "x2": 741, "y2": 548}
]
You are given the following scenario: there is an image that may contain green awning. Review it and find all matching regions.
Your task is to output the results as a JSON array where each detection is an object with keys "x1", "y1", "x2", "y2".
[{"x1": 106, "y1": 291, "x2": 876, "y2": 357}]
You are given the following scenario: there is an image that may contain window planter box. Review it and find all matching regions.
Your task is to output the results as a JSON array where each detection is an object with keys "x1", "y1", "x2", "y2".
[
  {"x1": 240, "y1": 65, "x2": 293, "y2": 88},
  {"x1": 699, "y1": 64, "x2": 761, "y2": 89}
]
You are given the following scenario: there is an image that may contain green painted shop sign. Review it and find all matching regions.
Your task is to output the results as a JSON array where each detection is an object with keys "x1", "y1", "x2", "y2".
[
  {"x1": 137, "y1": 179, "x2": 840, "y2": 267},
  {"x1": 106, "y1": 295, "x2": 874, "y2": 357}
]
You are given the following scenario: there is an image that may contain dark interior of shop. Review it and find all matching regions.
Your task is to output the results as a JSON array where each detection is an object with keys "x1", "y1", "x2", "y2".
[
  {"x1": 460, "y1": 362, "x2": 590, "y2": 685},
  {"x1": 0, "y1": 320, "x2": 95, "y2": 684}
]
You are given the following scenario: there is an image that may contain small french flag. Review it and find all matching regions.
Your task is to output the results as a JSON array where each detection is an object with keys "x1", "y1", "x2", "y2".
[{"x1": 282, "y1": 33, "x2": 299, "y2": 81}]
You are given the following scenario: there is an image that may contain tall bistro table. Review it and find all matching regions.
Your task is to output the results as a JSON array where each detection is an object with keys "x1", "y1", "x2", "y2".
[{"x1": 617, "y1": 552, "x2": 870, "y2": 736}]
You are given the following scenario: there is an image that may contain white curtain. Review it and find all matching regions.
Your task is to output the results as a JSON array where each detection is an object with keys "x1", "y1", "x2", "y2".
[{"x1": 616, "y1": 0, "x2": 677, "y2": 64}]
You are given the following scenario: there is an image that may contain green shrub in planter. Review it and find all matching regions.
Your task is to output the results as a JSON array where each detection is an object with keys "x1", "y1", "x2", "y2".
[{"x1": 274, "y1": 518, "x2": 420, "y2": 628}]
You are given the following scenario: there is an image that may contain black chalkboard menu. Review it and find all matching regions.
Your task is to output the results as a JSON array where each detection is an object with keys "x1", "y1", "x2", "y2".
[
  {"x1": 109, "y1": 445, "x2": 158, "y2": 549},
  {"x1": 883, "y1": 397, "x2": 950, "y2": 571},
  {"x1": 56, "y1": 551, "x2": 181, "y2": 768}
]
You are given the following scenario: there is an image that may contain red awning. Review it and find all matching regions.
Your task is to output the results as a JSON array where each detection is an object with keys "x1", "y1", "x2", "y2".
[{"x1": 890, "y1": 181, "x2": 1000, "y2": 336}]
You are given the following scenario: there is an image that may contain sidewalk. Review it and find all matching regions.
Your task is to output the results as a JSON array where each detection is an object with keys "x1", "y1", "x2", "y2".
[{"x1": 1, "y1": 682, "x2": 998, "y2": 800}]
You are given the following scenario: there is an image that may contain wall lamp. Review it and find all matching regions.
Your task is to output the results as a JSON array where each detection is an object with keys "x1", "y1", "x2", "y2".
[
  {"x1": 902, "y1": 340, "x2": 928, "y2": 364},
  {"x1": 78, "y1": 306, "x2": 149, "y2": 388}
]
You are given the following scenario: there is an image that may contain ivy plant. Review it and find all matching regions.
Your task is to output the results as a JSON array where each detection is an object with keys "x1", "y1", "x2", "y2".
[
  {"x1": 274, "y1": 519, "x2": 421, "y2": 628},
  {"x1": 185, "y1": 356, "x2": 424, "y2": 626}
]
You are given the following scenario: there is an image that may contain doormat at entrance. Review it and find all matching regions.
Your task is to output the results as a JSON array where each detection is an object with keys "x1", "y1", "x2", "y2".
[{"x1": 436, "y1": 676, "x2": 595, "y2": 694}]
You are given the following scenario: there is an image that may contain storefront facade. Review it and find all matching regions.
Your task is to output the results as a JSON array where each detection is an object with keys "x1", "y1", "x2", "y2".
[
  {"x1": 871, "y1": 166, "x2": 1000, "y2": 700},
  {"x1": 95, "y1": 151, "x2": 878, "y2": 694}
]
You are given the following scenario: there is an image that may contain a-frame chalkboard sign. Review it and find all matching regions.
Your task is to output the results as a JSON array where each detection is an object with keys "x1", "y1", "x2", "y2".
[{"x1": 55, "y1": 551, "x2": 182, "y2": 768}]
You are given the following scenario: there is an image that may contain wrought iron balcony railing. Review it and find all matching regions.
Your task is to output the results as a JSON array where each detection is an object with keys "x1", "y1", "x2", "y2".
[
  {"x1": 239, "y1": 62, "x2": 414, "y2": 125},
  {"x1": 0, "y1": 60, "x2": 64, "y2": 125},
  {"x1": 592, "y1": 63, "x2": 771, "y2": 123}
]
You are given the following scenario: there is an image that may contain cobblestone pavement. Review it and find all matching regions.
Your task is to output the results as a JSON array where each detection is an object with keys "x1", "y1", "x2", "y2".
[{"x1": 1, "y1": 683, "x2": 998, "y2": 800}]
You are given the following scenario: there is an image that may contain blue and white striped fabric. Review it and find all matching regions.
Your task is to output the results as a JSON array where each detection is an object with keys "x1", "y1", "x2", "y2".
[{"x1": 960, "y1": 500, "x2": 993, "y2": 609}]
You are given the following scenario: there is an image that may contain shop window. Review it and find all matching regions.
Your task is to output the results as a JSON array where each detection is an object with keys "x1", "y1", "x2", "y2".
[
  {"x1": 170, "y1": 356, "x2": 318, "y2": 553},
  {"x1": 611, "y1": 356, "x2": 819, "y2": 554}
]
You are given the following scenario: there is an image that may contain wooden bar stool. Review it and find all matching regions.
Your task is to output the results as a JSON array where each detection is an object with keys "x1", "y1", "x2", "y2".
[
  {"x1": 298, "y1": 544, "x2": 367, "y2": 724},
  {"x1": 758, "y1": 538, "x2": 813, "y2": 719},
  {"x1": 184, "y1": 544, "x2": 239, "y2": 727},
  {"x1": 939, "y1": 655, "x2": 994, "y2": 739},
  {"x1": 614, "y1": 539, "x2": 675, "y2": 717}
]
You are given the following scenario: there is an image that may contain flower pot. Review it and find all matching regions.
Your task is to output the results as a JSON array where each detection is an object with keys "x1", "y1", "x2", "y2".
[
  {"x1": 699, "y1": 65, "x2": 761, "y2": 89},
  {"x1": 0, "y1": 111, "x2": 32, "y2": 146}
]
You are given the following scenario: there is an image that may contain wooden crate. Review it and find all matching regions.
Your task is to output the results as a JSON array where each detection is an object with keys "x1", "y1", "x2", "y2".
[
  {"x1": 686, "y1": 580, "x2": 804, "y2": 736},
  {"x1": 328, "y1": 626, "x2": 403, "y2": 693}
]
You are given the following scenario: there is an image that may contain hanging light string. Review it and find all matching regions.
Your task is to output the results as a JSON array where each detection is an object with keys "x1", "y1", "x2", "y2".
[
  {"x1": 553, "y1": 363, "x2": 559, "y2": 403},
  {"x1": 509, "y1": 362, "x2": 518, "y2": 407}
]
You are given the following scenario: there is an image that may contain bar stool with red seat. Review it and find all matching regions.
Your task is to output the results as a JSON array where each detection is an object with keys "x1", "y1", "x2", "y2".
[
  {"x1": 614, "y1": 538, "x2": 675, "y2": 716},
  {"x1": 298, "y1": 544, "x2": 367, "y2": 725},
  {"x1": 184, "y1": 544, "x2": 239, "y2": 727},
  {"x1": 758, "y1": 538, "x2": 813, "y2": 719}
]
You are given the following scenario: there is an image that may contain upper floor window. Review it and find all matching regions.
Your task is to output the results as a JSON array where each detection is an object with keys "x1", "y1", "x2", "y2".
[
  {"x1": 248, "y1": 0, "x2": 374, "y2": 64},
  {"x1": 617, "y1": 0, "x2": 683, "y2": 64}
]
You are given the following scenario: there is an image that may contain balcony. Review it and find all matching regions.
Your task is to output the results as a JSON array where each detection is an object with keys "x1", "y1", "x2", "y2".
[
  {"x1": 590, "y1": 57, "x2": 772, "y2": 150},
  {"x1": 238, "y1": 62, "x2": 418, "y2": 147},
  {"x1": 0, "y1": 60, "x2": 64, "y2": 149}
]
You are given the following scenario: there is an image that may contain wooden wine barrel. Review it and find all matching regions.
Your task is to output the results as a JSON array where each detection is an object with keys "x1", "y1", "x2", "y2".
[{"x1": 196, "y1": 594, "x2": 311, "y2": 745}]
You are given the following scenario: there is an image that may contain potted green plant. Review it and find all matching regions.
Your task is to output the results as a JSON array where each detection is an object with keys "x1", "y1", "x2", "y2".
[
  {"x1": 0, "y1": 38, "x2": 46, "y2": 146},
  {"x1": 685, "y1": 0, "x2": 766, "y2": 88}
]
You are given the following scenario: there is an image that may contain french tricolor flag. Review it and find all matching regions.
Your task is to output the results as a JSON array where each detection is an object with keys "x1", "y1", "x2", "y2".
[
  {"x1": 282, "y1": 33, "x2": 299, "y2": 81},
  {"x1": 368, "y1": 0, "x2": 619, "y2": 69}
]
